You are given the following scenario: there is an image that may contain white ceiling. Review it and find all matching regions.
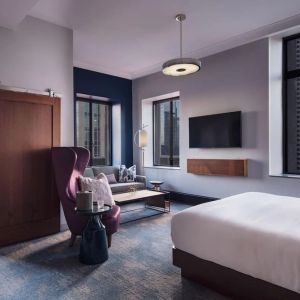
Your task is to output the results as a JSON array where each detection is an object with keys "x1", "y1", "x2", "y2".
[
  {"x1": 2, "y1": 1, "x2": 300, "y2": 79},
  {"x1": 0, "y1": 0, "x2": 38, "y2": 29}
]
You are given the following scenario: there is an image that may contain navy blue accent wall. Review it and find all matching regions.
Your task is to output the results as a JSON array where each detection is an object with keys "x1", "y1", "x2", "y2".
[{"x1": 74, "y1": 67, "x2": 133, "y2": 166}]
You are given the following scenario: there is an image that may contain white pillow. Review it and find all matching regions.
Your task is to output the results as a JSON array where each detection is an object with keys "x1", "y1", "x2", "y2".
[
  {"x1": 118, "y1": 165, "x2": 128, "y2": 182},
  {"x1": 119, "y1": 165, "x2": 136, "y2": 182},
  {"x1": 128, "y1": 165, "x2": 136, "y2": 180},
  {"x1": 78, "y1": 174, "x2": 115, "y2": 207}
]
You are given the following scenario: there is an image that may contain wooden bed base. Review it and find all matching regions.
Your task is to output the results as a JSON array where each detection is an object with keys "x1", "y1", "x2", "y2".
[{"x1": 173, "y1": 248, "x2": 300, "y2": 300}]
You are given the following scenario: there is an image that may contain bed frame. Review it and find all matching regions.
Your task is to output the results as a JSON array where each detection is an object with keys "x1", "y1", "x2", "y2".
[{"x1": 173, "y1": 248, "x2": 300, "y2": 300}]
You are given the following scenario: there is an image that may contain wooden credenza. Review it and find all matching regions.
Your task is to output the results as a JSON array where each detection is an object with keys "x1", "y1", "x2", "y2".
[
  {"x1": 187, "y1": 159, "x2": 248, "y2": 177},
  {"x1": 0, "y1": 89, "x2": 61, "y2": 246}
]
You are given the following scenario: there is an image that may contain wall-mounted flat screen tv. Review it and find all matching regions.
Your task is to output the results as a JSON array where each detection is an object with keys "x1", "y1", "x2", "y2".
[{"x1": 189, "y1": 111, "x2": 241, "y2": 148}]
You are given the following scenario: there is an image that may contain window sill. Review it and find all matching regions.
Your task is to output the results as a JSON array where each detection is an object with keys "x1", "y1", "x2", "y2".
[
  {"x1": 144, "y1": 166, "x2": 181, "y2": 170},
  {"x1": 269, "y1": 173, "x2": 300, "y2": 179}
]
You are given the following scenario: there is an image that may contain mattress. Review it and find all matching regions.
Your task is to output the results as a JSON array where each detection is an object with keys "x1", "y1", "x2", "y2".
[{"x1": 171, "y1": 192, "x2": 300, "y2": 293}]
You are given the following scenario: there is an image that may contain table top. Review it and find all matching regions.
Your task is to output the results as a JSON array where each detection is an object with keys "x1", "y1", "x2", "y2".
[
  {"x1": 75, "y1": 204, "x2": 111, "y2": 216},
  {"x1": 149, "y1": 181, "x2": 164, "y2": 185},
  {"x1": 114, "y1": 189, "x2": 169, "y2": 203}
]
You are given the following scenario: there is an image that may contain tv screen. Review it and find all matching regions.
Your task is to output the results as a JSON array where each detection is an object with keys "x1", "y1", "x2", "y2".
[{"x1": 189, "y1": 111, "x2": 241, "y2": 148}]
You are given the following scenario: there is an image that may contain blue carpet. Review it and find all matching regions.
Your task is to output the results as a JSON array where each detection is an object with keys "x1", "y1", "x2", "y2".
[{"x1": 0, "y1": 202, "x2": 229, "y2": 300}]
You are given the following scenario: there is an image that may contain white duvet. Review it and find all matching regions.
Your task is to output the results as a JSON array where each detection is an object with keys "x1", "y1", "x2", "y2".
[{"x1": 171, "y1": 192, "x2": 300, "y2": 293}]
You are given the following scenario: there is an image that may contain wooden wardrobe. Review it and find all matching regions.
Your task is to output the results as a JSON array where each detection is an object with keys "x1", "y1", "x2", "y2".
[{"x1": 0, "y1": 89, "x2": 61, "y2": 246}]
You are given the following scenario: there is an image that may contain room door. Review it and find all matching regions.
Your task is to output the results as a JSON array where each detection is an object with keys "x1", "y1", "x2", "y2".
[{"x1": 0, "y1": 89, "x2": 61, "y2": 246}]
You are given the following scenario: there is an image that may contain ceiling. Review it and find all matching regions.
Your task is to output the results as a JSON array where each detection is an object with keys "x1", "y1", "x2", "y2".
[
  {"x1": 0, "y1": 0, "x2": 38, "y2": 29},
  {"x1": 2, "y1": 0, "x2": 300, "y2": 79}
]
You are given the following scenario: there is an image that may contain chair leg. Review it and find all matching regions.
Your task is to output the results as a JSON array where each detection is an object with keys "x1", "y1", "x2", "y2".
[
  {"x1": 107, "y1": 234, "x2": 112, "y2": 248},
  {"x1": 69, "y1": 233, "x2": 76, "y2": 247}
]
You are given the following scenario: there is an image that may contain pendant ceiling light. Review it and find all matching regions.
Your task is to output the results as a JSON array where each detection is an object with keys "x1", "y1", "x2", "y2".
[{"x1": 162, "y1": 14, "x2": 201, "y2": 76}]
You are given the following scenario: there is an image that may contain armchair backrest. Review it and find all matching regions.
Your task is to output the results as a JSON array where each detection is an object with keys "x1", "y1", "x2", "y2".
[{"x1": 52, "y1": 147, "x2": 90, "y2": 234}]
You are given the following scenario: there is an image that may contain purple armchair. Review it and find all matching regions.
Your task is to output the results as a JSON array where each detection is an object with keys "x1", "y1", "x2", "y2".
[{"x1": 52, "y1": 147, "x2": 120, "y2": 247}]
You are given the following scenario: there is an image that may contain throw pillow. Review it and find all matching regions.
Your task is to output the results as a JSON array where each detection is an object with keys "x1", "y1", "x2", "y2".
[
  {"x1": 78, "y1": 174, "x2": 115, "y2": 207},
  {"x1": 99, "y1": 173, "x2": 117, "y2": 184},
  {"x1": 127, "y1": 165, "x2": 136, "y2": 181},
  {"x1": 118, "y1": 165, "x2": 137, "y2": 182},
  {"x1": 119, "y1": 165, "x2": 128, "y2": 182}
]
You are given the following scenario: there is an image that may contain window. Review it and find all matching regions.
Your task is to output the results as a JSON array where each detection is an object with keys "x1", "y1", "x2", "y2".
[
  {"x1": 153, "y1": 98, "x2": 180, "y2": 167},
  {"x1": 75, "y1": 99, "x2": 112, "y2": 166},
  {"x1": 283, "y1": 34, "x2": 300, "y2": 174}
]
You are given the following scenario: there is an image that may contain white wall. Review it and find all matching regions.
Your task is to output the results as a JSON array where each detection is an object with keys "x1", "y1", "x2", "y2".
[
  {"x1": 0, "y1": 16, "x2": 73, "y2": 146},
  {"x1": 269, "y1": 37, "x2": 283, "y2": 175},
  {"x1": 133, "y1": 39, "x2": 300, "y2": 199},
  {"x1": 112, "y1": 104, "x2": 121, "y2": 165},
  {"x1": 0, "y1": 16, "x2": 74, "y2": 228}
]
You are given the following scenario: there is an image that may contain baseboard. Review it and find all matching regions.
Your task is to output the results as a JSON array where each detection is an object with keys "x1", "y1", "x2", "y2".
[{"x1": 168, "y1": 191, "x2": 218, "y2": 205}]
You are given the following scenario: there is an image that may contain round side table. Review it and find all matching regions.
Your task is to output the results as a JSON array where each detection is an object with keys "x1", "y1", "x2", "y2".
[
  {"x1": 149, "y1": 180, "x2": 164, "y2": 191},
  {"x1": 75, "y1": 205, "x2": 111, "y2": 265}
]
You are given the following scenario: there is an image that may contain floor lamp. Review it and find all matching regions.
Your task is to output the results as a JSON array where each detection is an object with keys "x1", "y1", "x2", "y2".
[{"x1": 134, "y1": 125, "x2": 148, "y2": 175}]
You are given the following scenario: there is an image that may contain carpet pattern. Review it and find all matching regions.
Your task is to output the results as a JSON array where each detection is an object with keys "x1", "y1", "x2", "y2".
[{"x1": 0, "y1": 203, "x2": 229, "y2": 300}]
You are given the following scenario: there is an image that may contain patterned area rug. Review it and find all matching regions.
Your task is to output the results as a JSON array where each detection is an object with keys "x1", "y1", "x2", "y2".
[{"x1": 0, "y1": 203, "x2": 228, "y2": 300}]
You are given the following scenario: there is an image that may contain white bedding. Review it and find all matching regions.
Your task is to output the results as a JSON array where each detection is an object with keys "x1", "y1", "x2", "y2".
[{"x1": 171, "y1": 192, "x2": 300, "y2": 293}]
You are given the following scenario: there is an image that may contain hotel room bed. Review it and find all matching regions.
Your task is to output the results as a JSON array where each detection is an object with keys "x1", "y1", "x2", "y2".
[{"x1": 171, "y1": 192, "x2": 300, "y2": 300}]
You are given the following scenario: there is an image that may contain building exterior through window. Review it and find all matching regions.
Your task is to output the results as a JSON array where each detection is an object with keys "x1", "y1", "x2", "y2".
[
  {"x1": 75, "y1": 99, "x2": 111, "y2": 166},
  {"x1": 283, "y1": 34, "x2": 300, "y2": 174},
  {"x1": 153, "y1": 98, "x2": 180, "y2": 167}
]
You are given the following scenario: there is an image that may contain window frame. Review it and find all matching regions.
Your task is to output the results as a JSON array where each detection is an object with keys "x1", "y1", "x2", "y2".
[
  {"x1": 74, "y1": 97, "x2": 112, "y2": 166},
  {"x1": 282, "y1": 33, "x2": 300, "y2": 174},
  {"x1": 152, "y1": 97, "x2": 180, "y2": 167}
]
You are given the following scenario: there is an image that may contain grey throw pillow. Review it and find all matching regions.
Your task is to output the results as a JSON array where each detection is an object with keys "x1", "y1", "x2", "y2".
[{"x1": 104, "y1": 173, "x2": 117, "y2": 184}]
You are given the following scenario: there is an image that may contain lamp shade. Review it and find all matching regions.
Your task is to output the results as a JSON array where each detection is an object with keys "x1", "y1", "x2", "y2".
[
  {"x1": 138, "y1": 129, "x2": 147, "y2": 148},
  {"x1": 162, "y1": 58, "x2": 201, "y2": 76}
]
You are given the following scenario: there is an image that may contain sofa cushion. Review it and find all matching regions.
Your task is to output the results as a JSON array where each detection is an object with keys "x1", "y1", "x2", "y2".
[
  {"x1": 93, "y1": 166, "x2": 119, "y2": 182},
  {"x1": 110, "y1": 182, "x2": 145, "y2": 194}
]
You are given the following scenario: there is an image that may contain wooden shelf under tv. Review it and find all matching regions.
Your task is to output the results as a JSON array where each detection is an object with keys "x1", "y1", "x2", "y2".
[{"x1": 187, "y1": 159, "x2": 248, "y2": 177}]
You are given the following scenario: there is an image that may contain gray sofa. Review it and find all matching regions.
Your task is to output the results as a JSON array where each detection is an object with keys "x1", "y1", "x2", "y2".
[{"x1": 84, "y1": 166, "x2": 146, "y2": 194}]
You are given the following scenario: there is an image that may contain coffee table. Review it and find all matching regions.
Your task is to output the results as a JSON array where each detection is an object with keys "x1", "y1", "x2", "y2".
[{"x1": 114, "y1": 189, "x2": 170, "y2": 223}]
